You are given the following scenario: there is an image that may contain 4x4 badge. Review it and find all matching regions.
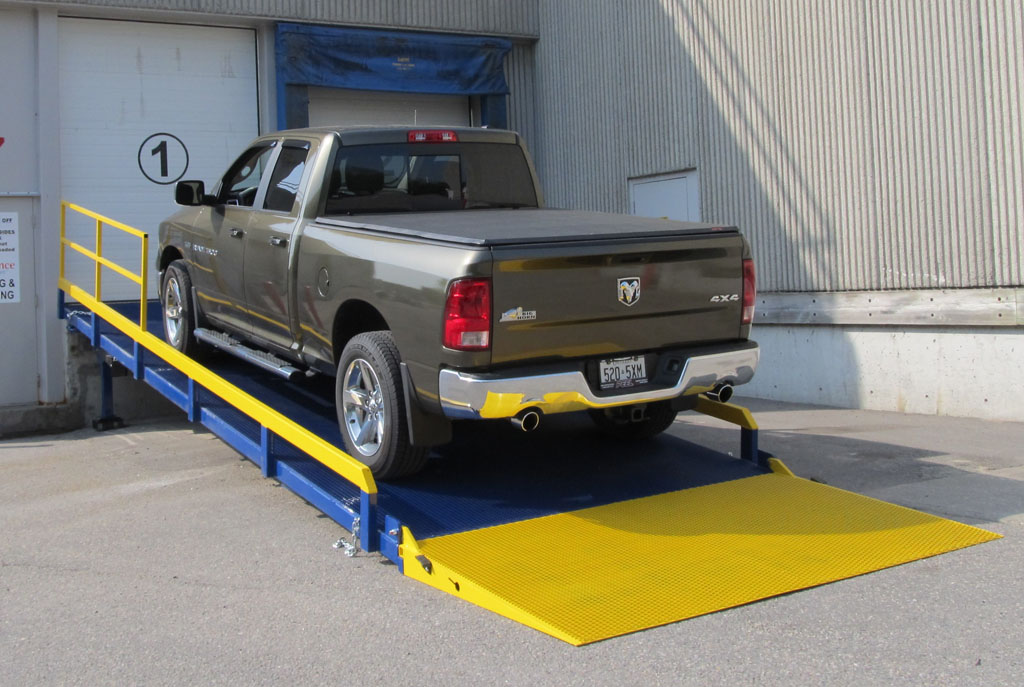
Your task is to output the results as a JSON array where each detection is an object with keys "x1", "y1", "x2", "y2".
[{"x1": 617, "y1": 277, "x2": 641, "y2": 307}]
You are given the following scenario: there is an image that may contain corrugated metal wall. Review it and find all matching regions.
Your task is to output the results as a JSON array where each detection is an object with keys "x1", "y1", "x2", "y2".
[
  {"x1": 32, "y1": 0, "x2": 539, "y2": 37},
  {"x1": 533, "y1": 0, "x2": 1023, "y2": 293},
  {"x1": 506, "y1": 42, "x2": 538, "y2": 159},
  {"x1": 29, "y1": 0, "x2": 1024, "y2": 292}
]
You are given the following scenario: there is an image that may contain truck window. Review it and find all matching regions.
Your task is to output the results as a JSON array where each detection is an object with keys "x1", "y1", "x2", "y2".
[
  {"x1": 219, "y1": 144, "x2": 275, "y2": 207},
  {"x1": 324, "y1": 143, "x2": 537, "y2": 215},
  {"x1": 264, "y1": 143, "x2": 311, "y2": 213}
]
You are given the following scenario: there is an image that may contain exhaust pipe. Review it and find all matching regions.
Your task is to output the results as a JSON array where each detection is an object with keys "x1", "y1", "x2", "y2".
[
  {"x1": 511, "y1": 409, "x2": 541, "y2": 432},
  {"x1": 706, "y1": 383, "x2": 734, "y2": 404}
]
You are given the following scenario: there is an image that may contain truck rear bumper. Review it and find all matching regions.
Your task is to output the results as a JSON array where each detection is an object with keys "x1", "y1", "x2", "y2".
[{"x1": 438, "y1": 342, "x2": 759, "y2": 420}]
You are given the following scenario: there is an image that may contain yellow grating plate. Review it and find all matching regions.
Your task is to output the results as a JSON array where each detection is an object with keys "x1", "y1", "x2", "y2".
[{"x1": 400, "y1": 469, "x2": 1001, "y2": 645}]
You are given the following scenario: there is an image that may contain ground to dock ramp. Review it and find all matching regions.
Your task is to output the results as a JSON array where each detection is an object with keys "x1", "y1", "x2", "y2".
[{"x1": 400, "y1": 462, "x2": 1000, "y2": 645}]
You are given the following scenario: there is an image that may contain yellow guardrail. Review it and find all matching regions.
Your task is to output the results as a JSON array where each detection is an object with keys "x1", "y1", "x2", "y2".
[
  {"x1": 58, "y1": 202, "x2": 377, "y2": 495},
  {"x1": 60, "y1": 201, "x2": 150, "y2": 331}
]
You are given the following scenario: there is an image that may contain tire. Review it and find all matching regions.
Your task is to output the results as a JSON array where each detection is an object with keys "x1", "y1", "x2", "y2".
[
  {"x1": 161, "y1": 260, "x2": 202, "y2": 357},
  {"x1": 588, "y1": 401, "x2": 678, "y2": 440},
  {"x1": 336, "y1": 331, "x2": 428, "y2": 479}
]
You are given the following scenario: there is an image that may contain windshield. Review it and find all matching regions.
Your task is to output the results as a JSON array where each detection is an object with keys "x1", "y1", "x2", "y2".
[{"x1": 323, "y1": 142, "x2": 538, "y2": 214}]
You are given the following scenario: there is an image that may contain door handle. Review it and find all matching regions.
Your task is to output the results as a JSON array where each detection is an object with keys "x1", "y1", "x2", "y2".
[
  {"x1": 230, "y1": 228, "x2": 244, "y2": 238},
  {"x1": 269, "y1": 236, "x2": 288, "y2": 248}
]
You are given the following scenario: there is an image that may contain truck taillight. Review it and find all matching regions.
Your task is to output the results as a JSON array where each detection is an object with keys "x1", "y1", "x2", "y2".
[
  {"x1": 443, "y1": 278, "x2": 491, "y2": 350},
  {"x1": 742, "y1": 258, "x2": 756, "y2": 325},
  {"x1": 408, "y1": 130, "x2": 458, "y2": 143}
]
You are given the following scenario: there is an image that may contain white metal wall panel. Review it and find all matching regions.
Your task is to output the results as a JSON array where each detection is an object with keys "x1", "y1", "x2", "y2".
[
  {"x1": 58, "y1": 18, "x2": 259, "y2": 301},
  {"x1": 0, "y1": 9, "x2": 40, "y2": 406},
  {"x1": 26, "y1": 0, "x2": 540, "y2": 38},
  {"x1": 308, "y1": 89, "x2": 470, "y2": 128},
  {"x1": 533, "y1": 0, "x2": 1023, "y2": 293}
]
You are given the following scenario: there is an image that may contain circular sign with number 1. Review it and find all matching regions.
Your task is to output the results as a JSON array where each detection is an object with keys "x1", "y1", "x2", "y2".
[{"x1": 138, "y1": 133, "x2": 189, "y2": 185}]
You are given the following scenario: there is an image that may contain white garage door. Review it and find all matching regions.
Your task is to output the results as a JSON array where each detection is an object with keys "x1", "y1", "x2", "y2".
[
  {"x1": 308, "y1": 88, "x2": 470, "y2": 128},
  {"x1": 59, "y1": 18, "x2": 259, "y2": 301}
]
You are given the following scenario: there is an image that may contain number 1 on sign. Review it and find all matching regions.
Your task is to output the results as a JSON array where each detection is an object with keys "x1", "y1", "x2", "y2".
[{"x1": 151, "y1": 139, "x2": 168, "y2": 177}]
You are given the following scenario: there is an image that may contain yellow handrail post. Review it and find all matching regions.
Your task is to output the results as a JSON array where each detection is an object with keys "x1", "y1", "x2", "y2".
[
  {"x1": 140, "y1": 234, "x2": 149, "y2": 332},
  {"x1": 59, "y1": 202, "x2": 67, "y2": 283},
  {"x1": 94, "y1": 217, "x2": 103, "y2": 301}
]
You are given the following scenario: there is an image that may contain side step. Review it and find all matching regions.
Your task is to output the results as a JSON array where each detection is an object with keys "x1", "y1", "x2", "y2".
[{"x1": 194, "y1": 328, "x2": 305, "y2": 381}]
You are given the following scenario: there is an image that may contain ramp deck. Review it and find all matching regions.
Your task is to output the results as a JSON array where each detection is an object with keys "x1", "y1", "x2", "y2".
[
  {"x1": 402, "y1": 468, "x2": 998, "y2": 644},
  {"x1": 63, "y1": 299, "x2": 1000, "y2": 645}
]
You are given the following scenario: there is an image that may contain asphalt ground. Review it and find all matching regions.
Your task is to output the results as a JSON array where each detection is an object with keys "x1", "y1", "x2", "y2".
[{"x1": 2, "y1": 397, "x2": 1022, "y2": 686}]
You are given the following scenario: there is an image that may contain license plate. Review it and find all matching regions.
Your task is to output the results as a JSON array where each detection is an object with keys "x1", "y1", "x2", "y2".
[{"x1": 598, "y1": 355, "x2": 648, "y2": 390}]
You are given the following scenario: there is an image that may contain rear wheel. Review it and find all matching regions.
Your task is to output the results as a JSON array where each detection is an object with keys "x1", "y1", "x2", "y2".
[
  {"x1": 162, "y1": 260, "x2": 202, "y2": 357},
  {"x1": 588, "y1": 401, "x2": 678, "y2": 440},
  {"x1": 336, "y1": 331, "x2": 428, "y2": 479}
]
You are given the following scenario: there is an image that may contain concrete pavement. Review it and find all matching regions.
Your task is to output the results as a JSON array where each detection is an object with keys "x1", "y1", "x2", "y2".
[{"x1": 1, "y1": 398, "x2": 1021, "y2": 686}]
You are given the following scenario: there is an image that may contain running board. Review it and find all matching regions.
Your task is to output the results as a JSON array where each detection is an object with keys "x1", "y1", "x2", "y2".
[{"x1": 194, "y1": 328, "x2": 304, "y2": 381}]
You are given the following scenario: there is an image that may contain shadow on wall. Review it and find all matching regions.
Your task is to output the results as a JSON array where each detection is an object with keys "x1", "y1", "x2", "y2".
[
  {"x1": 532, "y1": 0, "x2": 859, "y2": 406},
  {"x1": 659, "y1": 0, "x2": 858, "y2": 405}
]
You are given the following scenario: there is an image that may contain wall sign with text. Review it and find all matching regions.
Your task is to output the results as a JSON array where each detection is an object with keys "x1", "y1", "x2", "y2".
[{"x1": 0, "y1": 213, "x2": 20, "y2": 303}]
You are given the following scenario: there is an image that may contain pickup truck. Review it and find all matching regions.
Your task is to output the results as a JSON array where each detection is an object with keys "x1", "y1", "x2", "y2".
[{"x1": 158, "y1": 127, "x2": 758, "y2": 478}]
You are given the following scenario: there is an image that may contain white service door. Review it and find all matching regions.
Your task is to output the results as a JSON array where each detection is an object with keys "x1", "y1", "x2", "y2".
[
  {"x1": 629, "y1": 171, "x2": 701, "y2": 222},
  {"x1": 59, "y1": 19, "x2": 259, "y2": 301},
  {"x1": 308, "y1": 88, "x2": 470, "y2": 128}
]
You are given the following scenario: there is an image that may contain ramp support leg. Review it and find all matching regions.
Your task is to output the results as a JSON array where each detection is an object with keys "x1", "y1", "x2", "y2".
[
  {"x1": 260, "y1": 426, "x2": 277, "y2": 478},
  {"x1": 89, "y1": 311, "x2": 101, "y2": 347},
  {"x1": 741, "y1": 427, "x2": 758, "y2": 464},
  {"x1": 187, "y1": 378, "x2": 200, "y2": 422},
  {"x1": 92, "y1": 354, "x2": 125, "y2": 432},
  {"x1": 693, "y1": 396, "x2": 771, "y2": 468},
  {"x1": 132, "y1": 341, "x2": 145, "y2": 379},
  {"x1": 359, "y1": 491, "x2": 377, "y2": 553}
]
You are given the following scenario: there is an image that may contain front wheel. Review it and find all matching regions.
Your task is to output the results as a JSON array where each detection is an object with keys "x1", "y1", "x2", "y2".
[
  {"x1": 162, "y1": 260, "x2": 202, "y2": 357},
  {"x1": 336, "y1": 331, "x2": 428, "y2": 479},
  {"x1": 588, "y1": 401, "x2": 678, "y2": 440}
]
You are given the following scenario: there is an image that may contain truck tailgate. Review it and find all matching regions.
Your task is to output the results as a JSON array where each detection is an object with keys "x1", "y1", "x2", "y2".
[{"x1": 489, "y1": 233, "x2": 746, "y2": 365}]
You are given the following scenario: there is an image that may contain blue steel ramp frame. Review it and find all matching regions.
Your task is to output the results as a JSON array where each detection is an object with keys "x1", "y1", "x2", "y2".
[
  {"x1": 58, "y1": 202, "x2": 380, "y2": 554},
  {"x1": 62, "y1": 300, "x2": 776, "y2": 569},
  {"x1": 61, "y1": 300, "x2": 379, "y2": 553}
]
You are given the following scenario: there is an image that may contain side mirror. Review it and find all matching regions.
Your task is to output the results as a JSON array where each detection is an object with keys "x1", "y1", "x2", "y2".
[{"x1": 175, "y1": 180, "x2": 214, "y2": 206}]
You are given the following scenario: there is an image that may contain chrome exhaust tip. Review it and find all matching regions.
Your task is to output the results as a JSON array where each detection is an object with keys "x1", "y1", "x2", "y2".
[
  {"x1": 511, "y1": 409, "x2": 541, "y2": 432},
  {"x1": 706, "y1": 383, "x2": 734, "y2": 404}
]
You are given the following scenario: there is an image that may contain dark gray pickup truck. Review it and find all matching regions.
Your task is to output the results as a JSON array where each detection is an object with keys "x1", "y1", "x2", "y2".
[{"x1": 158, "y1": 127, "x2": 758, "y2": 478}]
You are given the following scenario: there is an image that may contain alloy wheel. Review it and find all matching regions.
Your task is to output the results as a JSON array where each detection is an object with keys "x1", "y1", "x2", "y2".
[
  {"x1": 163, "y1": 276, "x2": 184, "y2": 348},
  {"x1": 341, "y1": 357, "x2": 386, "y2": 457}
]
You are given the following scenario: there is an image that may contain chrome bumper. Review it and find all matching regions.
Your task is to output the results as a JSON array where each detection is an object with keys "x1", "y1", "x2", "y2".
[{"x1": 438, "y1": 345, "x2": 759, "y2": 420}]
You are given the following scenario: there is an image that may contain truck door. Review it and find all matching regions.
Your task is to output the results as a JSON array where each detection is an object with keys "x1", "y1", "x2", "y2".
[
  {"x1": 193, "y1": 143, "x2": 276, "y2": 336},
  {"x1": 242, "y1": 140, "x2": 313, "y2": 352}
]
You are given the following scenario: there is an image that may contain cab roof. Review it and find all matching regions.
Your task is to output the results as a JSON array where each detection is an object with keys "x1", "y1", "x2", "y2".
[{"x1": 263, "y1": 126, "x2": 521, "y2": 147}]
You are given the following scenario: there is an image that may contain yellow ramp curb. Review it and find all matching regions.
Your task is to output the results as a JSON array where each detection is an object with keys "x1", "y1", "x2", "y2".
[{"x1": 401, "y1": 471, "x2": 1001, "y2": 645}]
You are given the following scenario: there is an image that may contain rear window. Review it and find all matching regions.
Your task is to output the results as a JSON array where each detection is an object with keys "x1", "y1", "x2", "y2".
[{"x1": 323, "y1": 142, "x2": 538, "y2": 214}]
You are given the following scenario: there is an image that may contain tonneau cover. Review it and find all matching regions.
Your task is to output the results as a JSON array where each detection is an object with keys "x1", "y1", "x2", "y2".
[{"x1": 315, "y1": 208, "x2": 736, "y2": 246}]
